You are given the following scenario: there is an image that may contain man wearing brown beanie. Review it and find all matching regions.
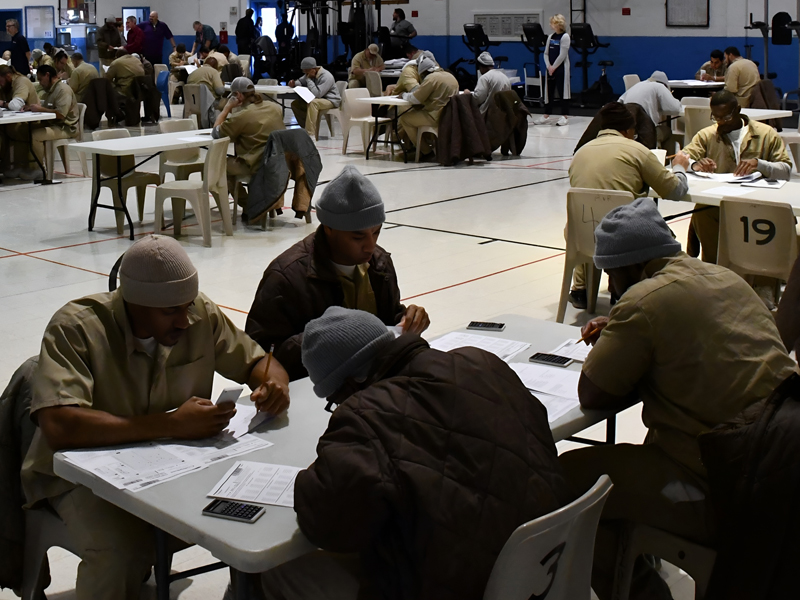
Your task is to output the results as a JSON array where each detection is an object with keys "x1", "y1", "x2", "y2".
[{"x1": 21, "y1": 235, "x2": 290, "y2": 600}]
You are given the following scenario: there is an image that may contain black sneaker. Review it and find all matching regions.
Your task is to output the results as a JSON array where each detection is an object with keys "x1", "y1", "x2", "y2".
[{"x1": 568, "y1": 289, "x2": 588, "y2": 309}]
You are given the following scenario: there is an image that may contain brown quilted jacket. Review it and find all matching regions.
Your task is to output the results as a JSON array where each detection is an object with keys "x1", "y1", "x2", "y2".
[
  {"x1": 295, "y1": 336, "x2": 571, "y2": 600},
  {"x1": 245, "y1": 226, "x2": 405, "y2": 380}
]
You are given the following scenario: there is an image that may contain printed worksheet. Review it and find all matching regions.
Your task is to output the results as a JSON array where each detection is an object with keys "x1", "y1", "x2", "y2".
[
  {"x1": 430, "y1": 332, "x2": 530, "y2": 362},
  {"x1": 509, "y1": 363, "x2": 581, "y2": 400},
  {"x1": 550, "y1": 339, "x2": 592, "y2": 362},
  {"x1": 534, "y1": 393, "x2": 581, "y2": 423},
  {"x1": 208, "y1": 461, "x2": 301, "y2": 508}
]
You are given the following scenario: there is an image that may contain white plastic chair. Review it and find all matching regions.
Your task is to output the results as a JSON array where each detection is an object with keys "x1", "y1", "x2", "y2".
[
  {"x1": 557, "y1": 188, "x2": 636, "y2": 322},
  {"x1": 683, "y1": 105, "x2": 713, "y2": 146},
  {"x1": 168, "y1": 77, "x2": 183, "y2": 107},
  {"x1": 238, "y1": 53, "x2": 250, "y2": 75},
  {"x1": 365, "y1": 70, "x2": 383, "y2": 97},
  {"x1": 91, "y1": 129, "x2": 161, "y2": 234},
  {"x1": 314, "y1": 81, "x2": 347, "y2": 140},
  {"x1": 22, "y1": 507, "x2": 79, "y2": 600},
  {"x1": 158, "y1": 119, "x2": 205, "y2": 183},
  {"x1": 650, "y1": 148, "x2": 667, "y2": 166},
  {"x1": 612, "y1": 523, "x2": 717, "y2": 600},
  {"x1": 182, "y1": 83, "x2": 202, "y2": 122},
  {"x1": 717, "y1": 198, "x2": 799, "y2": 288},
  {"x1": 154, "y1": 137, "x2": 233, "y2": 247},
  {"x1": 670, "y1": 97, "x2": 711, "y2": 149},
  {"x1": 51, "y1": 102, "x2": 89, "y2": 177},
  {"x1": 154, "y1": 63, "x2": 168, "y2": 79},
  {"x1": 257, "y1": 78, "x2": 278, "y2": 86},
  {"x1": 415, "y1": 125, "x2": 439, "y2": 163},
  {"x1": 483, "y1": 475, "x2": 613, "y2": 600},
  {"x1": 622, "y1": 74, "x2": 640, "y2": 91},
  {"x1": 341, "y1": 88, "x2": 392, "y2": 155}
]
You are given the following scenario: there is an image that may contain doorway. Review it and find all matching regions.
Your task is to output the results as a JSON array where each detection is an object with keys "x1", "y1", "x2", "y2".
[{"x1": 122, "y1": 7, "x2": 149, "y2": 26}]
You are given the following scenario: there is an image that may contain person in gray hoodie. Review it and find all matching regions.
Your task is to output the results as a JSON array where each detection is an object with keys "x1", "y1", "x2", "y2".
[{"x1": 289, "y1": 57, "x2": 341, "y2": 138}]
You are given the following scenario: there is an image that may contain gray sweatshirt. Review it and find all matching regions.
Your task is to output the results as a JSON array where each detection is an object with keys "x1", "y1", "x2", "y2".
[{"x1": 298, "y1": 67, "x2": 341, "y2": 107}]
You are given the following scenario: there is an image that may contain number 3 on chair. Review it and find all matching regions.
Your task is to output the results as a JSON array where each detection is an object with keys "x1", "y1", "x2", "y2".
[{"x1": 740, "y1": 216, "x2": 776, "y2": 245}]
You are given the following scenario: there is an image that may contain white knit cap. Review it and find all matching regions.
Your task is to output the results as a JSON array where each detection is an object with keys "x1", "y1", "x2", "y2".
[
  {"x1": 417, "y1": 55, "x2": 437, "y2": 75},
  {"x1": 477, "y1": 51, "x2": 494, "y2": 66},
  {"x1": 119, "y1": 235, "x2": 199, "y2": 307}
]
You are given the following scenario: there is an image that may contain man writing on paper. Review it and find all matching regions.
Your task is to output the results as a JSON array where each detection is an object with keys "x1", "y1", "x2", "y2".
[
  {"x1": 229, "y1": 306, "x2": 570, "y2": 600},
  {"x1": 681, "y1": 90, "x2": 791, "y2": 264},
  {"x1": 464, "y1": 51, "x2": 511, "y2": 115},
  {"x1": 246, "y1": 166, "x2": 430, "y2": 380},
  {"x1": 695, "y1": 49, "x2": 727, "y2": 82},
  {"x1": 21, "y1": 235, "x2": 290, "y2": 600},
  {"x1": 68, "y1": 52, "x2": 99, "y2": 102},
  {"x1": 348, "y1": 43, "x2": 384, "y2": 89},
  {"x1": 187, "y1": 56, "x2": 226, "y2": 106},
  {"x1": 560, "y1": 199, "x2": 796, "y2": 600},
  {"x1": 289, "y1": 57, "x2": 341, "y2": 139}
]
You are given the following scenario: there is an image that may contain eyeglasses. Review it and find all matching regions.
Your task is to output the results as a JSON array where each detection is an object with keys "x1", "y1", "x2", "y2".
[{"x1": 712, "y1": 110, "x2": 736, "y2": 123}]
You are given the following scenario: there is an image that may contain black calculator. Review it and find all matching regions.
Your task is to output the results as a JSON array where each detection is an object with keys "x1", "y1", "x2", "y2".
[
  {"x1": 202, "y1": 499, "x2": 265, "y2": 523},
  {"x1": 528, "y1": 352, "x2": 573, "y2": 368},
  {"x1": 467, "y1": 321, "x2": 506, "y2": 332}
]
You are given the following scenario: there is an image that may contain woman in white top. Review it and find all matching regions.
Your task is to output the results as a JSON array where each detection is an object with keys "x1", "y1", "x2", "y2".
[{"x1": 535, "y1": 14, "x2": 571, "y2": 126}]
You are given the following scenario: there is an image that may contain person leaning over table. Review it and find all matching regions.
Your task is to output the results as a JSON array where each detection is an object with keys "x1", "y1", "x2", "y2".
[
  {"x1": 52, "y1": 49, "x2": 74, "y2": 82},
  {"x1": 560, "y1": 198, "x2": 797, "y2": 600},
  {"x1": 191, "y1": 20, "x2": 219, "y2": 56},
  {"x1": 566, "y1": 101, "x2": 690, "y2": 310},
  {"x1": 383, "y1": 44, "x2": 429, "y2": 95},
  {"x1": 204, "y1": 46, "x2": 228, "y2": 70},
  {"x1": 227, "y1": 306, "x2": 570, "y2": 600},
  {"x1": 246, "y1": 165, "x2": 430, "y2": 381},
  {"x1": 289, "y1": 57, "x2": 341, "y2": 139},
  {"x1": 0, "y1": 64, "x2": 39, "y2": 180},
  {"x1": 106, "y1": 48, "x2": 145, "y2": 96},
  {"x1": 20, "y1": 235, "x2": 290, "y2": 600},
  {"x1": 464, "y1": 51, "x2": 511, "y2": 115},
  {"x1": 30, "y1": 48, "x2": 53, "y2": 70},
  {"x1": 618, "y1": 70, "x2": 681, "y2": 145},
  {"x1": 680, "y1": 89, "x2": 791, "y2": 264},
  {"x1": 695, "y1": 48, "x2": 727, "y2": 82},
  {"x1": 348, "y1": 43, "x2": 384, "y2": 89},
  {"x1": 212, "y1": 77, "x2": 285, "y2": 205},
  {"x1": 67, "y1": 52, "x2": 99, "y2": 102},
  {"x1": 186, "y1": 56, "x2": 226, "y2": 107}
]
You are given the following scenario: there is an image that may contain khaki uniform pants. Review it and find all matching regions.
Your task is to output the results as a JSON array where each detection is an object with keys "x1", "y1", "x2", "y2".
[
  {"x1": 291, "y1": 98, "x2": 335, "y2": 138},
  {"x1": 691, "y1": 205, "x2": 720, "y2": 263},
  {"x1": 227, "y1": 156, "x2": 252, "y2": 205},
  {"x1": 5, "y1": 123, "x2": 71, "y2": 169},
  {"x1": 397, "y1": 109, "x2": 438, "y2": 155},
  {"x1": 50, "y1": 485, "x2": 158, "y2": 600},
  {"x1": 560, "y1": 443, "x2": 714, "y2": 600},
  {"x1": 347, "y1": 78, "x2": 364, "y2": 89}
]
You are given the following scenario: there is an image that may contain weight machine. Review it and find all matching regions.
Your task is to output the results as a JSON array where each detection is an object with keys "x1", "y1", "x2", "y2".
[
  {"x1": 520, "y1": 22, "x2": 547, "y2": 105},
  {"x1": 570, "y1": 22, "x2": 613, "y2": 107}
]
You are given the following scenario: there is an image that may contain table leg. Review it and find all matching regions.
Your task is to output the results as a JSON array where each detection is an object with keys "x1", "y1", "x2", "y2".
[
  {"x1": 88, "y1": 154, "x2": 102, "y2": 231},
  {"x1": 116, "y1": 156, "x2": 135, "y2": 240},
  {"x1": 154, "y1": 528, "x2": 171, "y2": 600},
  {"x1": 366, "y1": 114, "x2": 379, "y2": 160},
  {"x1": 605, "y1": 415, "x2": 616, "y2": 444},
  {"x1": 233, "y1": 569, "x2": 250, "y2": 600}
]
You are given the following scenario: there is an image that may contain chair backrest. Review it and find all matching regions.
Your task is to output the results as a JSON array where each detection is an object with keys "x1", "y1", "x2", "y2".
[
  {"x1": 650, "y1": 148, "x2": 667, "y2": 166},
  {"x1": 335, "y1": 80, "x2": 347, "y2": 105},
  {"x1": 566, "y1": 188, "x2": 636, "y2": 258},
  {"x1": 204, "y1": 136, "x2": 230, "y2": 196},
  {"x1": 364, "y1": 70, "x2": 383, "y2": 97},
  {"x1": 623, "y1": 74, "x2": 640, "y2": 91},
  {"x1": 683, "y1": 106, "x2": 713, "y2": 144},
  {"x1": 718, "y1": 198, "x2": 799, "y2": 281},
  {"x1": 155, "y1": 69, "x2": 169, "y2": 93},
  {"x1": 183, "y1": 84, "x2": 202, "y2": 118},
  {"x1": 258, "y1": 78, "x2": 278, "y2": 86},
  {"x1": 91, "y1": 129, "x2": 134, "y2": 176},
  {"x1": 75, "y1": 102, "x2": 86, "y2": 141},
  {"x1": 681, "y1": 96, "x2": 710, "y2": 107},
  {"x1": 342, "y1": 88, "x2": 371, "y2": 120},
  {"x1": 158, "y1": 118, "x2": 200, "y2": 163},
  {"x1": 154, "y1": 63, "x2": 168, "y2": 79},
  {"x1": 483, "y1": 476, "x2": 613, "y2": 600}
]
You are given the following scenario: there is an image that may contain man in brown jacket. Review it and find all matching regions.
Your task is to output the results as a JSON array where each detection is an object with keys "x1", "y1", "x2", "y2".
[
  {"x1": 234, "y1": 306, "x2": 570, "y2": 600},
  {"x1": 246, "y1": 166, "x2": 429, "y2": 380}
]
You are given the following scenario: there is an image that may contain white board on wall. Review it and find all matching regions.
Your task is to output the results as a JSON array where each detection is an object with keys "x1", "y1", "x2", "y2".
[
  {"x1": 474, "y1": 10, "x2": 543, "y2": 41},
  {"x1": 666, "y1": 0, "x2": 709, "y2": 27},
  {"x1": 25, "y1": 5, "x2": 56, "y2": 39}
]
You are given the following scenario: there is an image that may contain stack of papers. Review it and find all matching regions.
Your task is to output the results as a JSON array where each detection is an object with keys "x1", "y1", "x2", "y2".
[
  {"x1": 208, "y1": 461, "x2": 301, "y2": 508},
  {"x1": 689, "y1": 171, "x2": 762, "y2": 184},
  {"x1": 509, "y1": 363, "x2": 581, "y2": 423},
  {"x1": 550, "y1": 339, "x2": 592, "y2": 362},
  {"x1": 429, "y1": 332, "x2": 530, "y2": 362}
]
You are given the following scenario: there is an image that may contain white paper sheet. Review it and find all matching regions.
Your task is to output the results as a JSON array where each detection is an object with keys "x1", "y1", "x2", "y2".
[
  {"x1": 534, "y1": 393, "x2": 581, "y2": 423},
  {"x1": 550, "y1": 339, "x2": 592, "y2": 362},
  {"x1": 741, "y1": 178, "x2": 788, "y2": 189},
  {"x1": 183, "y1": 64, "x2": 198, "y2": 74},
  {"x1": 429, "y1": 332, "x2": 530, "y2": 362},
  {"x1": 177, "y1": 135, "x2": 214, "y2": 142},
  {"x1": 387, "y1": 325, "x2": 403, "y2": 338},
  {"x1": 208, "y1": 461, "x2": 301, "y2": 507},
  {"x1": 689, "y1": 171, "x2": 762, "y2": 183},
  {"x1": 700, "y1": 186, "x2": 754, "y2": 198},
  {"x1": 509, "y1": 363, "x2": 581, "y2": 400},
  {"x1": 294, "y1": 85, "x2": 316, "y2": 103},
  {"x1": 63, "y1": 434, "x2": 273, "y2": 492},
  {"x1": 222, "y1": 403, "x2": 272, "y2": 438}
]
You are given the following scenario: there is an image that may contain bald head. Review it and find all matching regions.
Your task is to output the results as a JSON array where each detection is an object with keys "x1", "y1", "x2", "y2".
[{"x1": 149, "y1": 11, "x2": 159, "y2": 25}]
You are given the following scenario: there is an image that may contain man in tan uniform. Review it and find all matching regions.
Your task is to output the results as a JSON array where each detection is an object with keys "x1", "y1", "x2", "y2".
[
  {"x1": 396, "y1": 56, "x2": 458, "y2": 157},
  {"x1": 68, "y1": 52, "x2": 99, "y2": 101},
  {"x1": 212, "y1": 77, "x2": 285, "y2": 202},
  {"x1": 566, "y1": 101, "x2": 689, "y2": 309},
  {"x1": 53, "y1": 49, "x2": 74, "y2": 82},
  {"x1": 168, "y1": 43, "x2": 190, "y2": 70},
  {"x1": 681, "y1": 90, "x2": 791, "y2": 263},
  {"x1": 106, "y1": 49, "x2": 145, "y2": 96},
  {"x1": 724, "y1": 46, "x2": 760, "y2": 107},
  {"x1": 187, "y1": 56, "x2": 225, "y2": 104},
  {"x1": 0, "y1": 64, "x2": 39, "y2": 178},
  {"x1": 695, "y1": 49, "x2": 727, "y2": 81},
  {"x1": 561, "y1": 198, "x2": 797, "y2": 600},
  {"x1": 348, "y1": 43, "x2": 384, "y2": 88},
  {"x1": 22, "y1": 235, "x2": 291, "y2": 600},
  {"x1": 204, "y1": 47, "x2": 228, "y2": 70}
]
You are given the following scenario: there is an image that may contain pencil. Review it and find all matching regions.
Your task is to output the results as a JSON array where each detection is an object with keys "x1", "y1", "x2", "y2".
[
  {"x1": 262, "y1": 344, "x2": 274, "y2": 388},
  {"x1": 575, "y1": 327, "x2": 598, "y2": 345}
]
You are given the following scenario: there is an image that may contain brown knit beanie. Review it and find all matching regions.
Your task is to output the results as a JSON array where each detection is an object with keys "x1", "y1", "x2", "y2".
[{"x1": 119, "y1": 235, "x2": 199, "y2": 307}]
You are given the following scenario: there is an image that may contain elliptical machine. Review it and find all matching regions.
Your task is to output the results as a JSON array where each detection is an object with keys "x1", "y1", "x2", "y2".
[
  {"x1": 459, "y1": 23, "x2": 501, "y2": 89},
  {"x1": 570, "y1": 22, "x2": 613, "y2": 107}
]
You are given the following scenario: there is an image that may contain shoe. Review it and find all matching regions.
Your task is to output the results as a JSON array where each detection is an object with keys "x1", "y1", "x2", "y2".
[
  {"x1": 18, "y1": 168, "x2": 43, "y2": 181},
  {"x1": 533, "y1": 115, "x2": 551, "y2": 125},
  {"x1": 568, "y1": 289, "x2": 588, "y2": 309},
  {"x1": 3, "y1": 167, "x2": 21, "y2": 179},
  {"x1": 555, "y1": 116, "x2": 569, "y2": 126}
]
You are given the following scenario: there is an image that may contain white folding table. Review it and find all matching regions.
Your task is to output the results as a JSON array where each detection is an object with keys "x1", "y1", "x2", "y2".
[
  {"x1": 53, "y1": 315, "x2": 612, "y2": 599},
  {"x1": 0, "y1": 111, "x2": 58, "y2": 184},
  {"x1": 356, "y1": 96, "x2": 413, "y2": 161},
  {"x1": 654, "y1": 177, "x2": 800, "y2": 216},
  {"x1": 70, "y1": 129, "x2": 214, "y2": 240},
  {"x1": 668, "y1": 79, "x2": 725, "y2": 90}
]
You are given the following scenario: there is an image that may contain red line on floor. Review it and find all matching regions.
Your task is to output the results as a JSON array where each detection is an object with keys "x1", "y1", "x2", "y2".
[
  {"x1": 218, "y1": 304, "x2": 248, "y2": 314},
  {"x1": 26, "y1": 254, "x2": 109, "y2": 277}
]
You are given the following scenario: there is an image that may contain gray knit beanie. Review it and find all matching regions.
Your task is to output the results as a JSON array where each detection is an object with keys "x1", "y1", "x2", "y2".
[
  {"x1": 316, "y1": 166, "x2": 385, "y2": 231},
  {"x1": 302, "y1": 307, "x2": 394, "y2": 399},
  {"x1": 300, "y1": 57, "x2": 317, "y2": 70},
  {"x1": 594, "y1": 198, "x2": 682, "y2": 270},
  {"x1": 119, "y1": 235, "x2": 199, "y2": 307},
  {"x1": 648, "y1": 70, "x2": 670, "y2": 89}
]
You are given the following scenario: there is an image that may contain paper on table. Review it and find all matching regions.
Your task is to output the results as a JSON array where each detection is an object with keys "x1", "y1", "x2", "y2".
[
  {"x1": 700, "y1": 186, "x2": 754, "y2": 198},
  {"x1": 222, "y1": 403, "x2": 272, "y2": 438},
  {"x1": 689, "y1": 171, "x2": 762, "y2": 183},
  {"x1": 509, "y1": 363, "x2": 580, "y2": 400},
  {"x1": 208, "y1": 461, "x2": 301, "y2": 507},
  {"x1": 183, "y1": 64, "x2": 198, "y2": 74},
  {"x1": 429, "y1": 332, "x2": 530, "y2": 362},
  {"x1": 293, "y1": 85, "x2": 316, "y2": 103},
  {"x1": 741, "y1": 178, "x2": 788, "y2": 189},
  {"x1": 535, "y1": 393, "x2": 581, "y2": 423},
  {"x1": 550, "y1": 339, "x2": 592, "y2": 362}
]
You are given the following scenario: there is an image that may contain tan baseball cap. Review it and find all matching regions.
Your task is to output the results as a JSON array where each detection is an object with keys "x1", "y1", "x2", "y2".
[{"x1": 368, "y1": 44, "x2": 380, "y2": 55}]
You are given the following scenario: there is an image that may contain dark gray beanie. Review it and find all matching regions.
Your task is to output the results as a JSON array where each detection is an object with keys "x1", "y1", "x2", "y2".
[
  {"x1": 316, "y1": 166, "x2": 385, "y2": 231},
  {"x1": 302, "y1": 307, "x2": 394, "y2": 399},
  {"x1": 300, "y1": 57, "x2": 317, "y2": 70},
  {"x1": 594, "y1": 198, "x2": 682, "y2": 270}
]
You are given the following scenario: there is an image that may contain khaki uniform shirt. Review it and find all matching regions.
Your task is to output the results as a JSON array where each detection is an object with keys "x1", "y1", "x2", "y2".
[
  {"x1": 1, "y1": 73, "x2": 39, "y2": 106},
  {"x1": 206, "y1": 50, "x2": 228, "y2": 70},
  {"x1": 56, "y1": 60, "x2": 74, "y2": 80},
  {"x1": 725, "y1": 57, "x2": 760, "y2": 107},
  {"x1": 34, "y1": 54, "x2": 54, "y2": 69},
  {"x1": 348, "y1": 50, "x2": 384, "y2": 85},
  {"x1": 412, "y1": 70, "x2": 459, "y2": 121},
  {"x1": 392, "y1": 63, "x2": 420, "y2": 95},
  {"x1": 337, "y1": 264, "x2": 378, "y2": 315},
  {"x1": 583, "y1": 253, "x2": 797, "y2": 476},
  {"x1": 187, "y1": 64, "x2": 225, "y2": 98},
  {"x1": 682, "y1": 117, "x2": 791, "y2": 174},
  {"x1": 569, "y1": 129, "x2": 684, "y2": 199},
  {"x1": 39, "y1": 80, "x2": 79, "y2": 137},
  {"x1": 68, "y1": 61, "x2": 99, "y2": 101},
  {"x1": 106, "y1": 54, "x2": 145, "y2": 95},
  {"x1": 695, "y1": 60, "x2": 727, "y2": 80},
  {"x1": 21, "y1": 290, "x2": 266, "y2": 505},
  {"x1": 168, "y1": 51, "x2": 191, "y2": 69},
  {"x1": 219, "y1": 99, "x2": 285, "y2": 171}
]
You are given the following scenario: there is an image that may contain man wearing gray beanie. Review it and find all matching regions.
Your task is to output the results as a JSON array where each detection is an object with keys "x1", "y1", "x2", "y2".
[
  {"x1": 236, "y1": 306, "x2": 569, "y2": 599},
  {"x1": 288, "y1": 56, "x2": 341, "y2": 138},
  {"x1": 23, "y1": 234, "x2": 290, "y2": 600},
  {"x1": 247, "y1": 165, "x2": 429, "y2": 381},
  {"x1": 558, "y1": 199, "x2": 796, "y2": 600}
]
